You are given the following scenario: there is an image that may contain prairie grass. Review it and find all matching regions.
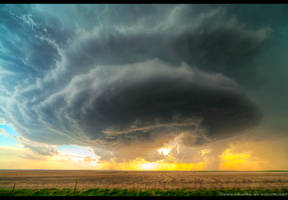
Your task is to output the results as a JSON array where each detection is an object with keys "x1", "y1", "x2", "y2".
[{"x1": 1, "y1": 170, "x2": 288, "y2": 192}]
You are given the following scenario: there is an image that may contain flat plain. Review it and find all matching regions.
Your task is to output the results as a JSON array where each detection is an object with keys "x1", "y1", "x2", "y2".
[{"x1": 1, "y1": 170, "x2": 288, "y2": 190}]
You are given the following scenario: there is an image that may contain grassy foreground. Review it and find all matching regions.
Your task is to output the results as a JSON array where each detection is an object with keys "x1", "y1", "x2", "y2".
[{"x1": 0, "y1": 188, "x2": 288, "y2": 196}]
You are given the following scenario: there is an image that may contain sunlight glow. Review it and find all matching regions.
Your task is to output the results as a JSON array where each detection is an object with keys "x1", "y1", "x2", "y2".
[
  {"x1": 158, "y1": 148, "x2": 171, "y2": 156},
  {"x1": 219, "y1": 148, "x2": 263, "y2": 170},
  {"x1": 139, "y1": 162, "x2": 158, "y2": 170},
  {"x1": 56, "y1": 145, "x2": 99, "y2": 166},
  {"x1": 220, "y1": 149, "x2": 250, "y2": 161}
]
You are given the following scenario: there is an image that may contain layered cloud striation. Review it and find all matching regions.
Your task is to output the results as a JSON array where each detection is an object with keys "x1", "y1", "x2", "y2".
[{"x1": 0, "y1": 4, "x2": 269, "y2": 160}]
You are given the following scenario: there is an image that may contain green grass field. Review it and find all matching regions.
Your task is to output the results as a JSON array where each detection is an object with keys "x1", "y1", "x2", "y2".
[{"x1": 0, "y1": 188, "x2": 288, "y2": 196}]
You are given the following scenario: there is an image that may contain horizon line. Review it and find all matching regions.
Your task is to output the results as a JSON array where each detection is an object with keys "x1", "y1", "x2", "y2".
[{"x1": 1, "y1": 169, "x2": 288, "y2": 172}]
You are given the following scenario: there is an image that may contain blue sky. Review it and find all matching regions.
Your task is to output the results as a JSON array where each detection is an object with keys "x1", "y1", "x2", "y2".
[{"x1": 0, "y1": 124, "x2": 19, "y2": 146}]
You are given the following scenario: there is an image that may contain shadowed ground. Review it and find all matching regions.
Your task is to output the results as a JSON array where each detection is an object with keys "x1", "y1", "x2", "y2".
[{"x1": 1, "y1": 188, "x2": 288, "y2": 196}]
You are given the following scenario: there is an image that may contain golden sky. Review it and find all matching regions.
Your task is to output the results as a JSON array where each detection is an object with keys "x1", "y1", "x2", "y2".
[{"x1": 1, "y1": 133, "x2": 287, "y2": 171}]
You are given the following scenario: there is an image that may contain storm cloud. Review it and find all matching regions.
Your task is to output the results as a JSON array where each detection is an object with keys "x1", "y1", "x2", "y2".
[
  {"x1": 41, "y1": 60, "x2": 260, "y2": 141},
  {"x1": 0, "y1": 4, "x2": 275, "y2": 161}
]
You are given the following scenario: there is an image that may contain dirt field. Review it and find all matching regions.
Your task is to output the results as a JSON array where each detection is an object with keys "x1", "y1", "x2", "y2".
[{"x1": 0, "y1": 170, "x2": 288, "y2": 190}]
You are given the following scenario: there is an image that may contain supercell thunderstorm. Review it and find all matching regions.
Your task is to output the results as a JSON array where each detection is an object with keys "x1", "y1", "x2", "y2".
[{"x1": 0, "y1": 5, "x2": 270, "y2": 161}]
